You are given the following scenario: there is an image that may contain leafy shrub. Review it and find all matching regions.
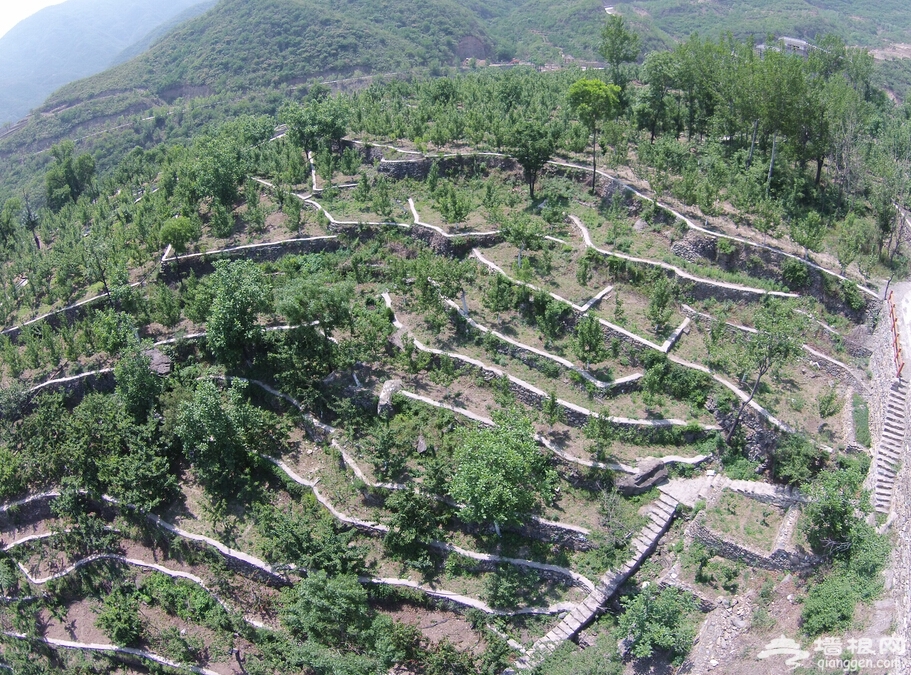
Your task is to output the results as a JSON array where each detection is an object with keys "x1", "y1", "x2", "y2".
[
  {"x1": 140, "y1": 572, "x2": 229, "y2": 630},
  {"x1": 772, "y1": 434, "x2": 826, "y2": 486},
  {"x1": 841, "y1": 281, "x2": 866, "y2": 311},
  {"x1": 817, "y1": 386, "x2": 843, "y2": 419},
  {"x1": 95, "y1": 587, "x2": 142, "y2": 646},
  {"x1": 483, "y1": 565, "x2": 536, "y2": 609},
  {"x1": 253, "y1": 499, "x2": 368, "y2": 576},
  {"x1": 92, "y1": 309, "x2": 137, "y2": 355},
  {"x1": 534, "y1": 633, "x2": 623, "y2": 675},
  {"x1": 618, "y1": 586, "x2": 698, "y2": 664},
  {"x1": 641, "y1": 352, "x2": 711, "y2": 407},
  {"x1": 801, "y1": 572, "x2": 857, "y2": 635},
  {"x1": 781, "y1": 258, "x2": 810, "y2": 289},
  {"x1": 716, "y1": 238, "x2": 737, "y2": 256}
]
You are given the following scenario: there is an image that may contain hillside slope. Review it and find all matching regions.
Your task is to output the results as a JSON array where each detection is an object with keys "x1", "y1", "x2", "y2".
[
  {"x1": 44, "y1": 0, "x2": 497, "y2": 109},
  {"x1": 621, "y1": 0, "x2": 911, "y2": 46},
  {"x1": 0, "y1": 0, "x2": 209, "y2": 126}
]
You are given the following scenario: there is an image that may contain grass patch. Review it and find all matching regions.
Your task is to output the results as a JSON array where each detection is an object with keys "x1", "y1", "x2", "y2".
[
  {"x1": 852, "y1": 394, "x2": 871, "y2": 447},
  {"x1": 703, "y1": 490, "x2": 785, "y2": 552}
]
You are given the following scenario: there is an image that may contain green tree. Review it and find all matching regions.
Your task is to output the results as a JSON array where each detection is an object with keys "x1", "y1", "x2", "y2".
[
  {"x1": 280, "y1": 96, "x2": 348, "y2": 159},
  {"x1": 206, "y1": 259, "x2": 270, "y2": 365},
  {"x1": 383, "y1": 490, "x2": 443, "y2": 571},
  {"x1": 449, "y1": 409, "x2": 555, "y2": 535},
  {"x1": 280, "y1": 571, "x2": 371, "y2": 648},
  {"x1": 278, "y1": 273, "x2": 353, "y2": 341},
  {"x1": 803, "y1": 465, "x2": 868, "y2": 551},
  {"x1": 0, "y1": 197, "x2": 22, "y2": 250},
  {"x1": 484, "y1": 273, "x2": 515, "y2": 320},
  {"x1": 572, "y1": 314, "x2": 606, "y2": 369},
  {"x1": 175, "y1": 379, "x2": 282, "y2": 502},
  {"x1": 509, "y1": 119, "x2": 556, "y2": 200},
  {"x1": 789, "y1": 211, "x2": 825, "y2": 256},
  {"x1": 726, "y1": 300, "x2": 807, "y2": 442},
  {"x1": 568, "y1": 79, "x2": 621, "y2": 192},
  {"x1": 599, "y1": 14, "x2": 641, "y2": 90},
  {"x1": 95, "y1": 587, "x2": 142, "y2": 646},
  {"x1": 114, "y1": 347, "x2": 163, "y2": 423},
  {"x1": 372, "y1": 175, "x2": 394, "y2": 219},
  {"x1": 501, "y1": 212, "x2": 543, "y2": 266},
  {"x1": 45, "y1": 141, "x2": 96, "y2": 211},
  {"x1": 159, "y1": 216, "x2": 199, "y2": 258},
  {"x1": 646, "y1": 273, "x2": 674, "y2": 335},
  {"x1": 618, "y1": 586, "x2": 697, "y2": 664}
]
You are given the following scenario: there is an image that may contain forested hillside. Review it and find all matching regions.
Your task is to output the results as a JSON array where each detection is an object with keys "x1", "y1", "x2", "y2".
[
  {"x1": 1, "y1": 13, "x2": 910, "y2": 670},
  {"x1": 0, "y1": 0, "x2": 210, "y2": 126},
  {"x1": 622, "y1": 0, "x2": 911, "y2": 47}
]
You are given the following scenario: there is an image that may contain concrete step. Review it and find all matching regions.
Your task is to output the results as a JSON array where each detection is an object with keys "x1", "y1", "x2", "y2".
[
  {"x1": 642, "y1": 523, "x2": 662, "y2": 539},
  {"x1": 648, "y1": 510, "x2": 669, "y2": 527}
]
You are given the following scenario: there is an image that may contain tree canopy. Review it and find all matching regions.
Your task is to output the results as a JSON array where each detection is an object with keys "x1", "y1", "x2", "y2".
[{"x1": 449, "y1": 409, "x2": 555, "y2": 533}]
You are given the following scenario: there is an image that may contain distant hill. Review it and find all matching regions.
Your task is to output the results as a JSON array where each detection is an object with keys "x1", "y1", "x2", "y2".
[
  {"x1": 43, "y1": 0, "x2": 498, "y2": 109},
  {"x1": 0, "y1": 0, "x2": 209, "y2": 126},
  {"x1": 617, "y1": 0, "x2": 911, "y2": 47}
]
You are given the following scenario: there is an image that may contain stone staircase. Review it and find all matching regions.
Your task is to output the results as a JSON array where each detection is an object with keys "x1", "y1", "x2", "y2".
[
  {"x1": 512, "y1": 493, "x2": 679, "y2": 670},
  {"x1": 874, "y1": 379, "x2": 908, "y2": 514}
]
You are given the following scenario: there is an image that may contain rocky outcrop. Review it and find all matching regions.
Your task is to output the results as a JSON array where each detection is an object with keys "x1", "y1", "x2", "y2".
[
  {"x1": 614, "y1": 458, "x2": 669, "y2": 495},
  {"x1": 377, "y1": 379, "x2": 403, "y2": 417}
]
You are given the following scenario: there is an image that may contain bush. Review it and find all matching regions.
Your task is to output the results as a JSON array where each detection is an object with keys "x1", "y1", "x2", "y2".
[
  {"x1": 280, "y1": 571, "x2": 372, "y2": 647},
  {"x1": 781, "y1": 258, "x2": 810, "y2": 289},
  {"x1": 618, "y1": 586, "x2": 698, "y2": 665},
  {"x1": 483, "y1": 565, "x2": 534, "y2": 609},
  {"x1": 139, "y1": 572, "x2": 229, "y2": 630},
  {"x1": 817, "y1": 386, "x2": 844, "y2": 419},
  {"x1": 772, "y1": 434, "x2": 826, "y2": 486},
  {"x1": 95, "y1": 587, "x2": 142, "y2": 646},
  {"x1": 534, "y1": 633, "x2": 623, "y2": 675},
  {"x1": 801, "y1": 571, "x2": 859, "y2": 635},
  {"x1": 841, "y1": 281, "x2": 866, "y2": 311}
]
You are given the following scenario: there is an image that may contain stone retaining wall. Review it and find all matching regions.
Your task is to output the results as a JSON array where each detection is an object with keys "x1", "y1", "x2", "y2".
[
  {"x1": 159, "y1": 236, "x2": 339, "y2": 281},
  {"x1": 689, "y1": 521, "x2": 821, "y2": 571},
  {"x1": 376, "y1": 153, "x2": 516, "y2": 181},
  {"x1": 671, "y1": 230, "x2": 880, "y2": 321}
]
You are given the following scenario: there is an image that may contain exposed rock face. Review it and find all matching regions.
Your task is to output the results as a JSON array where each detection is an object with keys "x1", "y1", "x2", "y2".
[
  {"x1": 671, "y1": 230, "x2": 717, "y2": 263},
  {"x1": 615, "y1": 457, "x2": 669, "y2": 495},
  {"x1": 378, "y1": 379, "x2": 403, "y2": 417},
  {"x1": 142, "y1": 348, "x2": 172, "y2": 376}
]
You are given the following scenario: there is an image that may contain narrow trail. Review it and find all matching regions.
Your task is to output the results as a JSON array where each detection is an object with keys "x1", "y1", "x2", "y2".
[
  {"x1": 471, "y1": 247, "x2": 684, "y2": 353},
  {"x1": 549, "y1": 160, "x2": 879, "y2": 300},
  {"x1": 0, "y1": 491, "x2": 581, "y2": 618},
  {"x1": 2, "y1": 632, "x2": 225, "y2": 675},
  {"x1": 7, "y1": 549, "x2": 270, "y2": 630}
]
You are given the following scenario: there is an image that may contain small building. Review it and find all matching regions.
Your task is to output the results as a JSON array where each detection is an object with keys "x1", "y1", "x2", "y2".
[{"x1": 756, "y1": 37, "x2": 813, "y2": 58}]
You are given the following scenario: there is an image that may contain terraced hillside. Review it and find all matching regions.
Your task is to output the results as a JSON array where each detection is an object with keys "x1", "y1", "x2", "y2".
[
  {"x1": 1, "y1": 48, "x2": 909, "y2": 673},
  {"x1": 0, "y1": 132, "x2": 900, "y2": 673}
]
